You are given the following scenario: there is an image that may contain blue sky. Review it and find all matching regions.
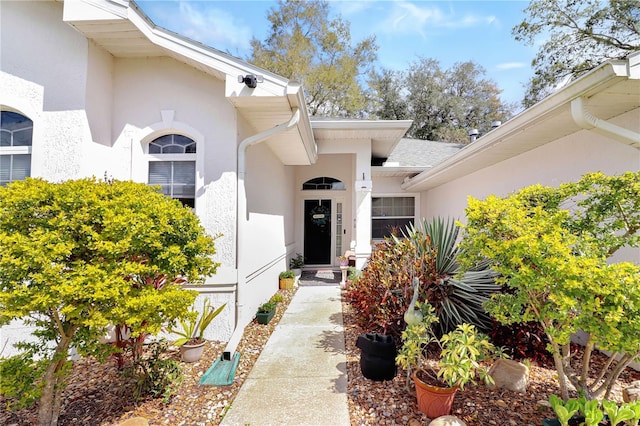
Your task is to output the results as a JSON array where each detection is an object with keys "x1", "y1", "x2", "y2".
[{"x1": 138, "y1": 0, "x2": 536, "y2": 109}]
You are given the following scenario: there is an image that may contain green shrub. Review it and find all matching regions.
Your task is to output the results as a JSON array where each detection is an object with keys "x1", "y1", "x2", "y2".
[
  {"x1": 289, "y1": 253, "x2": 304, "y2": 269},
  {"x1": 0, "y1": 351, "x2": 47, "y2": 410},
  {"x1": 124, "y1": 340, "x2": 182, "y2": 403},
  {"x1": 258, "y1": 301, "x2": 277, "y2": 313},
  {"x1": 400, "y1": 217, "x2": 500, "y2": 334},
  {"x1": 346, "y1": 217, "x2": 500, "y2": 342},
  {"x1": 346, "y1": 236, "x2": 419, "y2": 342},
  {"x1": 279, "y1": 270, "x2": 295, "y2": 279},
  {"x1": 270, "y1": 293, "x2": 285, "y2": 303}
]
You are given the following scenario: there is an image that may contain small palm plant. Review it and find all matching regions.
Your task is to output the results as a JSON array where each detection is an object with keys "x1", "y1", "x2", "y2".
[{"x1": 169, "y1": 299, "x2": 226, "y2": 346}]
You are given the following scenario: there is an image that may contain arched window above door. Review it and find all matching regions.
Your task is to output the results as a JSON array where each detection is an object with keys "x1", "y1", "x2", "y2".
[{"x1": 302, "y1": 177, "x2": 345, "y2": 190}]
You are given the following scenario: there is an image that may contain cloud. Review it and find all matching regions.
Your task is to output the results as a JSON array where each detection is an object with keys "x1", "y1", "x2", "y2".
[
  {"x1": 373, "y1": 1, "x2": 498, "y2": 38},
  {"x1": 174, "y1": 1, "x2": 253, "y2": 51},
  {"x1": 496, "y1": 62, "x2": 527, "y2": 70},
  {"x1": 333, "y1": 0, "x2": 376, "y2": 16}
]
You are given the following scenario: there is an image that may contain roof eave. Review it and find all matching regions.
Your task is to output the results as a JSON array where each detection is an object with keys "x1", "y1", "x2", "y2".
[{"x1": 401, "y1": 56, "x2": 637, "y2": 192}]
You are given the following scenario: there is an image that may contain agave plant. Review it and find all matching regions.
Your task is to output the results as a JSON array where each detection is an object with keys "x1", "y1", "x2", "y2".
[{"x1": 397, "y1": 217, "x2": 500, "y2": 333}]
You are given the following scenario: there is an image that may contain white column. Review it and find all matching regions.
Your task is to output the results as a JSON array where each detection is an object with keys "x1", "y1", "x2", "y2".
[{"x1": 353, "y1": 141, "x2": 372, "y2": 269}]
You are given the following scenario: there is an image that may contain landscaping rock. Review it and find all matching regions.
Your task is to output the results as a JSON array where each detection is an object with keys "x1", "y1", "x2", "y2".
[
  {"x1": 623, "y1": 380, "x2": 640, "y2": 402},
  {"x1": 487, "y1": 358, "x2": 530, "y2": 393},
  {"x1": 428, "y1": 415, "x2": 467, "y2": 426}
]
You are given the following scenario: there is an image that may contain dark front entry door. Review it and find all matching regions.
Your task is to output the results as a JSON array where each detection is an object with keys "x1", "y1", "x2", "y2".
[{"x1": 304, "y1": 199, "x2": 332, "y2": 264}]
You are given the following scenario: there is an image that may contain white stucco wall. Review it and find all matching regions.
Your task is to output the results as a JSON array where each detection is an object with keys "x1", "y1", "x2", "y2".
[
  {"x1": 1, "y1": 0, "x2": 89, "y2": 181},
  {"x1": 421, "y1": 109, "x2": 640, "y2": 263},
  {"x1": 1, "y1": 2, "x2": 244, "y2": 353},
  {"x1": 238, "y1": 134, "x2": 296, "y2": 321}
]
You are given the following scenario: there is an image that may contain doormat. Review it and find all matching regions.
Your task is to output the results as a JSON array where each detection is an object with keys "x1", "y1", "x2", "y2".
[{"x1": 315, "y1": 270, "x2": 336, "y2": 280}]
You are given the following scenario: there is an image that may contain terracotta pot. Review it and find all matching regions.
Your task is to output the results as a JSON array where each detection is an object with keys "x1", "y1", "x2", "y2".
[
  {"x1": 412, "y1": 371, "x2": 458, "y2": 418},
  {"x1": 180, "y1": 340, "x2": 206, "y2": 363}
]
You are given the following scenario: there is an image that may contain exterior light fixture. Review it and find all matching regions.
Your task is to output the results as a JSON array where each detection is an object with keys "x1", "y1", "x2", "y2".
[{"x1": 238, "y1": 74, "x2": 264, "y2": 88}]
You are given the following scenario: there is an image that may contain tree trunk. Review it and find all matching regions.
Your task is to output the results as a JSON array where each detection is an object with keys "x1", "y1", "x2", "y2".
[
  {"x1": 549, "y1": 338, "x2": 570, "y2": 401},
  {"x1": 37, "y1": 336, "x2": 73, "y2": 426}
]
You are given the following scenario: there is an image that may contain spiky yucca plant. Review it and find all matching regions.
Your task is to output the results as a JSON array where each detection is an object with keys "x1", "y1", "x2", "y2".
[{"x1": 398, "y1": 217, "x2": 500, "y2": 334}]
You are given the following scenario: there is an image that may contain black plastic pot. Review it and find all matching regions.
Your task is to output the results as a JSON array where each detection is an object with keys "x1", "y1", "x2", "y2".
[{"x1": 355, "y1": 333, "x2": 397, "y2": 381}]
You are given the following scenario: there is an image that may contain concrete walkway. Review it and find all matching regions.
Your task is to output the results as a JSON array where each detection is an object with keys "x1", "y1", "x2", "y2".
[{"x1": 220, "y1": 274, "x2": 349, "y2": 426}]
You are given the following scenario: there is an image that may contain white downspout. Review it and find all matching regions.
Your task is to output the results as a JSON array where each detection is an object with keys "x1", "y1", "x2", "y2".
[
  {"x1": 223, "y1": 107, "x2": 301, "y2": 359},
  {"x1": 571, "y1": 97, "x2": 640, "y2": 149}
]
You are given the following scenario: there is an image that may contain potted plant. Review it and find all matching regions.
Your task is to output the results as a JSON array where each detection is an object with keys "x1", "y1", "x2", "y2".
[
  {"x1": 256, "y1": 301, "x2": 277, "y2": 325},
  {"x1": 338, "y1": 255, "x2": 349, "y2": 267},
  {"x1": 279, "y1": 270, "x2": 295, "y2": 289},
  {"x1": 289, "y1": 253, "x2": 304, "y2": 277},
  {"x1": 544, "y1": 395, "x2": 640, "y2": 426},
  {"x1": 396, "y1": 302, "x2": 497, "y2": 418},
  {"x1": 168, "y1": 299, "x2": 226, "y2": 362}
]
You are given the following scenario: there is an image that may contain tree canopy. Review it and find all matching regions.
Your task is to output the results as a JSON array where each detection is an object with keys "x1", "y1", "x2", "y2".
[
  {"x1": 0, "y1": 178, "x2": 219, "y2": 425},
  {"x1": 248, "y1": 0, "x2": 377, "y2": 117},
  {"x1": 514, "y1": 0, "x2": 640, "y2": 107},
  {"x1": 369, "y1": 58, "x2": 514, "y2": 143},
  {"x1": 458, "y1": 171, "x2": 640, "y2": 401}
]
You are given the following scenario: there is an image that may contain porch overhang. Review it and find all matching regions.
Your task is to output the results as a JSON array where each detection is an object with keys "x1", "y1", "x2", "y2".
[{"x1": 311, "y1": 119, "x2": 413, "y2": 157}]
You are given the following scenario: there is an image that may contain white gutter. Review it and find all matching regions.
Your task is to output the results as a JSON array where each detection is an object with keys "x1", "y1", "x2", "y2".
[
  {"x1": 401, "y1": 54, "x2": 638, "y2": 192},
  {"x1": 223, "y1": 107, "x2": 301, "y2": 360},
  {"x1": 571, "y1": 97, "x2": 640, "y2": 149}
]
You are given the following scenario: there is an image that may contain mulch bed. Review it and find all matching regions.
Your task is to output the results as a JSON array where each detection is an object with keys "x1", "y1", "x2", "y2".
[
  {"x1": 2, "y1": 285, "x2": 639, "y2": 426},
  {"x1": 342, "y1": 289, "x2": 640, "y2": 425},
  {"x1": 0, "y1": 288, "x2": 296, "y2": 426}
]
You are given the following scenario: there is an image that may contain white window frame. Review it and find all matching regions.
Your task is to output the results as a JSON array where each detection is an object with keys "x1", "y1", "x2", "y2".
[
  {"x1": 0, "y1": 112, "x2": 33, "y2": 185},
  {"x1": 371, "y1": 194, "x2": 419, "y2": 241},
  {"x1": 145, "y1": 135, "x2": 197, "y2": 208}
]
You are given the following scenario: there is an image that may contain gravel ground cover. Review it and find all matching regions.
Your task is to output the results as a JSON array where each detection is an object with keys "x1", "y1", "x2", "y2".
[
  {"x1": 1, "y1": 288, "x2": 296, "y2": 426},
  {"x1": 342, "y1": 289, "x2": 640, "y2": 426},
  {"x1": 2, "y1": 284, "x2": 639, "y2": 426}
]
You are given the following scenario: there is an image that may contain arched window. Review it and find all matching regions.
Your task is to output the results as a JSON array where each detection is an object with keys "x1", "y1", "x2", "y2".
[
  {"x1": 302, "y1": 177, "x2": 345, "y2": 190},
  {"x1": 147, "y1": 134, "x2": 196, "y2": 208},
  {"x1": 0, "y1": 111, "x2": 33, "y2": 186}
]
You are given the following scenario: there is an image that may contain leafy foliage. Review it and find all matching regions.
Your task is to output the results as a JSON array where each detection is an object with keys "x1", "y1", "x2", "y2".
[
  {"x1": 401, "y1": 217, "x2": 501, "y2": 334},
  {"x1": 168, "y1": 300, "x2": 226, "y2": 346},
  {"x1": 0, "y1": 178, "x2": 219, "y2": 425},
  {"x1": 513, "y1": 0, "x2": 640, "y2": 107},
  {"x1": 346, "y1": 236, "x2": 419, "y2": 342},
  {"x1": 249, "y1": 0, "x2": 377, "y2": 117},
  {"x1": 485, "y1": 319, "x2": 551, "y2": 364},
  {"x1": 396, "y1": 302, "x2": 497, "y2": 390},
  {"x1": 258, "y1": 301, "x2": 277, "y2": 313},
  {"x1": 458, "y1": 171, "x2": 640, "y2": 401},
  {"x1": 0, "y1": 351, "x2": 47, "y2": 410},
  {"x1": 124, "y1": 340, "x2": 182, "y2": 403},
  {"x1": 289, "y1": 253, "x2": 304, "y2": 269},
  {"x1": 346, "y1": 217, "x2": 500, "y2": 342},
  {"x1": 369, "y1": 59, "x2": 514, "y2": 142}
]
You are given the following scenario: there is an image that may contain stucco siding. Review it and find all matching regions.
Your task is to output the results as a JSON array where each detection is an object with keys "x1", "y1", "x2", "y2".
[
  {"x1": 84, "y1": 41, "x2": 114, "y2": 148},
  {"x1": 421, "y1": 109, "x2": 640, "y2": 262},
  {"x1": 241, "y1": 140, "x2": 294, "y2": 318},
  {"x1": 1, "y1": 1, "x2": 88, "y2": 111},
  {"x1": 106, "y1": 57, "x2": 237, "y2": 271},
  {"x1": 1, "y1": 0, "x2": 90, "y2": 181}
]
